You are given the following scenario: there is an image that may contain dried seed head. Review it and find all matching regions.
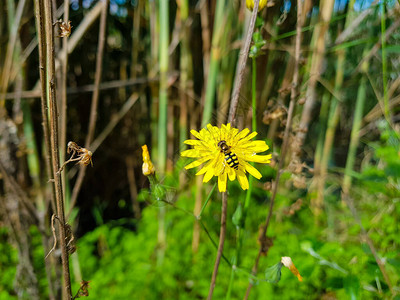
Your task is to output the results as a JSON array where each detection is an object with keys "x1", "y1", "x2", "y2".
[
  {"x1": 67, "y1": 141, "x2": 80, "y2": 154},
  {"x1": 77, "y1": 148, "x2": 93, "y2": 166},
  {"x1": 56, "y1": 20, "x2": 72, "y2": 37}
]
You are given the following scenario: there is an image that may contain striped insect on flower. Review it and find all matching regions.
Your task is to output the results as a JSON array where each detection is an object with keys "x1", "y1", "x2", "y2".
[{"x1": 181, "y1": 123, "x2": 272, "y2": 192}]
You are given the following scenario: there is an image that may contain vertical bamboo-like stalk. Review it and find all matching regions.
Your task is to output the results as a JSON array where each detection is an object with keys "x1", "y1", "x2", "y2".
[
  {"x1": 292, "y1": 0, "x2": 334, "y2": 156},
  {"x1": 380, "y1": 0, "x2": 390, "y2": 121},
  {"x1": 314, "y1": 49, "x2": 344, "y2": 215},
  {"x1": 201, "y1": 0, "x2": 226, "y2": 127},
  {"x1": 0, "y1": 0, "x2": 27, "y2": 110},
  {"x1": 178, "y1": 0, "x2": 191, "y2": 147},
  {"x1": 157, "y1": 0, "x2": 169, "y2": 266},
  {"x1": 342, "y1": 46, "x2": 369, "y2": 194},
  {"x1": 313, "y1": 92, "x2": 330, "y2": 177},
  {"x1": 158, "y1": 0, "x2": 169, "y2": 172},
  {"x1": 42, "y1": 0, "x2": 72, "y2": 297},
  {"x1": 342, "y1": 76, "x2": 366, "y2": 194}
]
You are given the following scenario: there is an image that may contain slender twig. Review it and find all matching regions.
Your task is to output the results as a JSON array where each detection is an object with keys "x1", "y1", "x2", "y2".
[
  {"x1": 244, "y1": 0, "x2": 303, "y2": 297},
  {"x1": 228, "y1": 0, "x2": 260, "y2": 125},
  {"x1": 45, "y1": 214, "x2": 58, "y2": 259},
  {"x1": 207, "y1": 192, "x2": 228, "y2": 300}
]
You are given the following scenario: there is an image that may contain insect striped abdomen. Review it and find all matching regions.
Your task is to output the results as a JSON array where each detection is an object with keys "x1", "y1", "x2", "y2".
[{"x1": 225, "y1": 152, "x2": 239, "y2": 170}]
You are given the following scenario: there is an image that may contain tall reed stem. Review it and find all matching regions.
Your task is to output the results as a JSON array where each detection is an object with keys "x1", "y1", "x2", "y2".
[
  {"x1": 201, "y1": 0, "x2": 226, "y2": 127},
  {"x1": 42, "y1": 0, "x2": 72, "y2": 297},
  {"x1": 380, "y1": 0, "x2": 390, "y2": 121},
  {"x1": 157, "y1": 0, "x2": 169, "y2": 266}
]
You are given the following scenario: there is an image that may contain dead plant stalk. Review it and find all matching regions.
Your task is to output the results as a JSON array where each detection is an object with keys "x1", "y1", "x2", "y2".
[{"x1": 41, "y1": 0, "x2": 72, "y2": 297}]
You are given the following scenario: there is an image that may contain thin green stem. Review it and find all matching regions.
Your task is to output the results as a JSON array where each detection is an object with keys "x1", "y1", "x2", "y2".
[
  {"x1": 198, "y1": 183, "x2": 217, "y2": 218},
  {"x1": 342, "y1": 75, "x2": 366, "y2": 194},
  {"x1": 380, "y1": 0, "x2": 389, "y2": 121}
]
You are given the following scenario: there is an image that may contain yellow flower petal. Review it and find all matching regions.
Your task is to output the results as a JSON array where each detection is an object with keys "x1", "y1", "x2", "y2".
[
  {"x1": 203, "y1": 166, "x2": 215, "y2": 183},
  {"x1": 243, "y1": 140, "x2": 270, "y2": 152},
  {"x1": 228, "y1": 167, "x2": 236, "y2": 181},
  {"x1": 195, "y1": 157, "x2": 215, "y2": 175},
  {"x1": 245, "y1": 154, "x2": 272, "y2": 163},
  {"x1": 190, "y1": 129, "x2": 202, "y2": 140},
  {"x1": 237, "y1": 131, "x2": 258, "y2": 144},
  {"x1": 218, "y1": 171, "x2": 227, "y2": 192},
  {"x1": 214, "y1": 154, "x2": 226, "y2": 176},
  {"x1": 236, "y1": 170, "x2": 249, "y2": 190},
  {"x1": 235, "y1": 128, "x2": 250, "y2": 141},
  {"x1": 184, "y1": 139, "x2": 203, "y2": 146},
  {"x1": 184, "y1": 156, "x2": 213, "y2": 169},
  {"x1": 243, "y1": 161, "x2": 262, "y2": 179}
]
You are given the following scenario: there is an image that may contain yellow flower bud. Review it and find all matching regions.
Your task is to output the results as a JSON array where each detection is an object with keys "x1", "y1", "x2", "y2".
[
  {"x1": 281, "y1": 257, "x2": 303, "y2": 282},
  {"x1": 142, "y1": 145, "x2": 155, "y2": 176},
  {"x1": 246, "y1": 0, "x2": 268, "y2": 12}
]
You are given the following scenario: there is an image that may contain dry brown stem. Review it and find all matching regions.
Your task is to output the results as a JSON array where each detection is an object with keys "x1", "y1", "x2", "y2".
[
  {"x1": 207, "y1": 192, "x2": 228, "y2": 300},
  {"x1": 228, "y1": 0, "x2": 260, "y2": 126},
  {"x1": 41, "y1": 0, "x2": 72, "y2": 296}
]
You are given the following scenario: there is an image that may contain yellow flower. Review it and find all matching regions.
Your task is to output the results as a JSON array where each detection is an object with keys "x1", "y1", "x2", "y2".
[
  {"x1": 246, "y1": 0, "x2": 268, "y2": 12},
  {"x1": 142, "y1": 145, "x2": 155, "y2": 176},
  {"x1": 181, "y1": 123, "x2": 271, "y2": 192}
]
